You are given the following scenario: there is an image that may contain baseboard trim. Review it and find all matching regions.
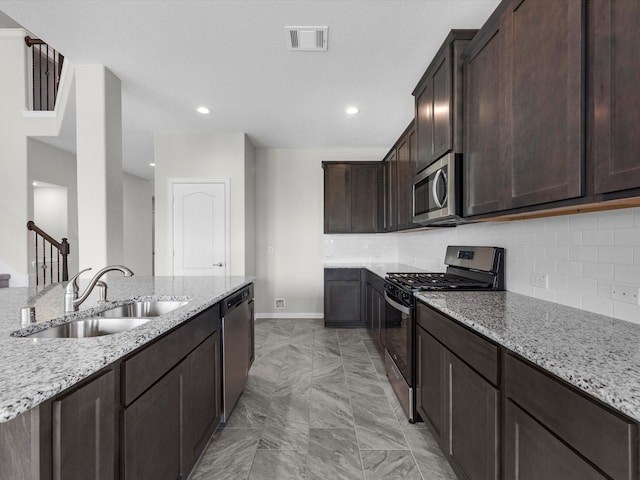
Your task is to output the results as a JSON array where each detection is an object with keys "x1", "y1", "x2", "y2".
[{"x1": 255, "y1": 313, "x2": 324, "y2": 319}]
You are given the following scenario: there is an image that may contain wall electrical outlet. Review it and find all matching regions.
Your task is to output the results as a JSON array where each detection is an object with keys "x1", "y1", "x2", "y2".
[
  {"x1": 611, "y1": 284, "x2": 640, "y2": 305},
  {"x1": 275, "y1": 298, "x2": 285, "y2": 309},
  {"x1": 268, "y1": 246, "x2": 274, "y2": 255},
  {"x1": 530, "y1": 273, "x2": 549, "y2": 289}
]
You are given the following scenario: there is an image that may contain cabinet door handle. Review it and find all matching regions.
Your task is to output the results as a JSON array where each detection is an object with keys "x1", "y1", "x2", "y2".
[{"x1": 213, "y1": 262, "x2": 225, "y2": 267}]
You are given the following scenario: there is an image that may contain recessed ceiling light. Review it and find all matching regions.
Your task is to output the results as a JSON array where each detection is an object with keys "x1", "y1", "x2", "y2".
[
  {"x1": 149, "y1": 163, "x2": 156, "y2": 167},
  {"x1": 196, "y1": 106, "x2": 210, "y2": 115},
  {"x1": 32, "y1": 181, "x2": 38, "y2": 187},
  {"x1": 346, "y1": 106, "x2": 359, "y2": 115}
]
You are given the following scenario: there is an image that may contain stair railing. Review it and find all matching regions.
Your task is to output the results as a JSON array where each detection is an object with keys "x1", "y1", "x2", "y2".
[
  {"x1": 24, "y1": 36, "x2": 64, "y2": 111},
  {"x1": 27, "y1": 221, "x2": 69, "y2": 288}
]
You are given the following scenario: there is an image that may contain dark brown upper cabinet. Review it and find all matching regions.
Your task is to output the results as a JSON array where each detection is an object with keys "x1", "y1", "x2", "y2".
[
  {"x1": 323, "y1": 162, "x2": 381, "y2": 233},
  {"x1": 413, "y1": 30, "x2": 477, "y2": 175},
  {"x1": 383, "y1": 149, "x2": 397, "y2": 232},
  {"x1": 396, "y1": 122, "x2": 417, "y2": 231},
  {"x1": 464, "y1": 0, "x2": 585, "y2": 217},
  {"x1": 591, "y1": 0, "x2": 640, "y2": 196}
]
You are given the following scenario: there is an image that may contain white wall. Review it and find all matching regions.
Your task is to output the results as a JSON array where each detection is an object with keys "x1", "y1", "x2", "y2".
[
  {"x1": 123, "y1": 173, "x2": 153, "y2": 276},
  {"x1": 326, "y1": 207, "x2": 640, "y2": 324},
  {"x1": 33, "y1": 186, "x2": 67, "y2": 241},
  {"x1": 154, "y1": 132, "x2": 251, "y2": 276},
  {"x1": 244, "y1": 136, "x2": 256, "y2": 276},
  {"x1": 0, "y1": 30, "x2": 30, "y2": 286},
  {"x1": 28, "y1": 138, "x2": 79, "y2": 278},
  {"x1": 76, "y1": 65, "x2": 124, "y2": 271},
  {"x1": 255, "y1": 147, "x2": 388, "y2": 317}
]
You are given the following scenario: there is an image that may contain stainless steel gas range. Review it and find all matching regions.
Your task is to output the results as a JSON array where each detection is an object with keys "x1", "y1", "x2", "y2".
[{"x1": 382, "y1": 246, "x2": 505, "y2": 422}]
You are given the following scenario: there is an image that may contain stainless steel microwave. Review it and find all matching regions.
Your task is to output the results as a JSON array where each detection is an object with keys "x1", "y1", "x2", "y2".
[{"x1": 413, "y1": 154, "x2": 464, "y2": 226}]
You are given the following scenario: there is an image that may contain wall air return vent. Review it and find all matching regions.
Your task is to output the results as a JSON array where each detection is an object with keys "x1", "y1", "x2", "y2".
[{"x1": 285, "y1": 26, "x2": 328, "y2": 51}]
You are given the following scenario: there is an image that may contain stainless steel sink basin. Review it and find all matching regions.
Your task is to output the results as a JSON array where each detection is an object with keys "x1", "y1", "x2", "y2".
[
  {"x1": 27, "y1": 317, "x2": 150, "y2": 338},
  {"x1": 98, "y1": 300, "x2": 189, "y2": 318}
]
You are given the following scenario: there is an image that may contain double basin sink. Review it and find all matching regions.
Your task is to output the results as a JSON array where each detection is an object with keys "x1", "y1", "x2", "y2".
[{"x1": 26, "y1": 300, "x2": 189, "y2": 339}]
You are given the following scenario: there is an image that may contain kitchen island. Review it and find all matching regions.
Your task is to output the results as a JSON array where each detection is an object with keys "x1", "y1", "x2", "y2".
[{"x1": 0, "y1": 275, "x2": 254, "y2": 480}]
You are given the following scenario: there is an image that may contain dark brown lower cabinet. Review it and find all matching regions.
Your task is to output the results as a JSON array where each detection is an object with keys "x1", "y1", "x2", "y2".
[
  {"x1": 448, "y1": 354, "x2": 498, "y2": 480},
  {"x1": 123, "y1": 366, "x2": 182, "y2": 480},
  {"x1": 123, "y1": 330, "x2": 222, "y2": 480},
  {"x1": 324, "y1": 268, "x2": 364, "y2": 327},
  {"x1": 505, "y1": 353, "x2": 637, "y2": 480},
  {"x1": 415, "y1": 303, "x2": 499, "y2": 480},
  {"x1": 504, "y1": 400, "x2": 606, "y2": 480},
  {"x1": 415, "y1": 326, "x2": 445, "y2": 440},
  {"x1": 183, "y1": 331, "x2": 222, "y2": 474},
  {"x1": 53, "y1": 370, "x2": 116, "y2": 480},
  {"x1": 365, "y1": 272, "x2": 385, "y2": 350}
]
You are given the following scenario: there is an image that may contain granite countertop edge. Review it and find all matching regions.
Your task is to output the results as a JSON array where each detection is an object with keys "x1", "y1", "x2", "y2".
[
  {"x1": 0, "y1": 275, "x2": 255, "y2": 423},
  {"x1": 416, "y1": 291, "x2": 640, "y2": 423}
]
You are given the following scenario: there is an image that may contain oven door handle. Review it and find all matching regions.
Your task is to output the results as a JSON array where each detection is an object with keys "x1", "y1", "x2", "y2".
[{"x1": 384, "y1": 292, "x2": 411, "y2": 315}]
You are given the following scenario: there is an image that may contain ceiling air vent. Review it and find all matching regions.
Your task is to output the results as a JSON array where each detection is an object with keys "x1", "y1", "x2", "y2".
[{"x1": 285, "y1": 26, "x2": 328, "y2": 51}]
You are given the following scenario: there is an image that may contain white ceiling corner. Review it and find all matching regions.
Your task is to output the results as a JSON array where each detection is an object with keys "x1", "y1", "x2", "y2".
[{"x1": 0, "y1": 0, "x2": 500, "y2": 180}]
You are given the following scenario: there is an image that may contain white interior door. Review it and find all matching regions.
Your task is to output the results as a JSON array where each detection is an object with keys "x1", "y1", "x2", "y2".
[{"x1": 172, "y1": 182, "x2": 228, "y2": 276}]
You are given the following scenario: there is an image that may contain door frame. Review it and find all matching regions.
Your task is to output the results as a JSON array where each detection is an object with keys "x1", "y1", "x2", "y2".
[{"x1": 168, "y1": 178, "x2": 231, "y2": 276}]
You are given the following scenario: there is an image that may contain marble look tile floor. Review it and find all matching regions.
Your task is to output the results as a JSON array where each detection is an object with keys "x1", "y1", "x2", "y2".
[{"x1": 190, "y1": 318, "x2": 457, "y2": 480}]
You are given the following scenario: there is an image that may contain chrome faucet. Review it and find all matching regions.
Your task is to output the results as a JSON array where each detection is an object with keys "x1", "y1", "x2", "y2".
[{"x1": 64, "y1": 265, "x2": 134, "y2": 312}]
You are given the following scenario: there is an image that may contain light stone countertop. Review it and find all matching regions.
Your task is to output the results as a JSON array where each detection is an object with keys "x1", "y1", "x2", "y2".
[
  {"x1": 0, "y1": 275, "x2": 254, "y2": 423},
  {"x1": 416, "y1": 291, "x2": 640, "y2": 423},
  {"x1": 324, "y1": 262, "x2": 425, "y2": 279}
]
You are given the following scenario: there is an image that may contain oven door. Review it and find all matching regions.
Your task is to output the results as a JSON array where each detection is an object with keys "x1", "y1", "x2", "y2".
[{"x1": 382, "y1": 291, "x2": 412, "y2": 385}]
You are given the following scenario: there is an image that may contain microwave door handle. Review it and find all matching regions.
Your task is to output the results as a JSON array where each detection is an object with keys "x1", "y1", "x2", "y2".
[
  {"x1": 431, "y1": 168, "x2": 448, "y2": 209},
  {"x1": 384, "y1": 292, "x2": 411, "y2": 315}
]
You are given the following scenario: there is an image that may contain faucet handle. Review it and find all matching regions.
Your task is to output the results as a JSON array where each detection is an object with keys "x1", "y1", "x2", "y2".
[
  {"x1": 96, "y1": 280, "x2": 108, "y2": 303},
  {"x1": 65, "y1": 267, "x2": 92, "y2": 293}
]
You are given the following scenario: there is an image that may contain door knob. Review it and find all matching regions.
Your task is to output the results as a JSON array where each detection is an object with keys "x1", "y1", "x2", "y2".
[{"x1": 213, "y1": 262, "x2": 225, "y2": 267}]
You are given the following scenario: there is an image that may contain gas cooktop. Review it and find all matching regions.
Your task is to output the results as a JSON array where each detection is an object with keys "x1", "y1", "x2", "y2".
[{"x1": 385, "y1": 246, "x2": 505, "y2": 293}]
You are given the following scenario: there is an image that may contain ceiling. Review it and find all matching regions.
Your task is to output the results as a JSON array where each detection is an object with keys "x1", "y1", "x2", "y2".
[{"x1": 0, "y1": 1, "x2": 499, "y2": 180}]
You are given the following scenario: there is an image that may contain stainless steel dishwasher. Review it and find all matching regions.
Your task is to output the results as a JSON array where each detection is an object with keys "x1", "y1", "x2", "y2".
[{"x1": 221, "y1": 284, "x2": 254, "y2": 422}]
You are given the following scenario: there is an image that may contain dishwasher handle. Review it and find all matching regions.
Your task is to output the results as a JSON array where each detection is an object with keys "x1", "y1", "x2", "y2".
[{"x1": 223, "y1": 287, "x2": 251, "y2": 314}]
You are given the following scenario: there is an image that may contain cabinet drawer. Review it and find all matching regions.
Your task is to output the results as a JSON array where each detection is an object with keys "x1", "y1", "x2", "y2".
[
  {"x1": 416, "y1": 302, "x2": 499, "y2": 385},
  {"x1": 122, "y1": 304, "x2": 220, "y2": 406},
  {"x1": 505, "y1": 354, "x2": 637, "y2": 480},
  {"x1": 367, "y1": 271, "x2": 385, "y2": 293},
  {"x1": 325, "y1": 268, "x2": 362, "y2": 281}
]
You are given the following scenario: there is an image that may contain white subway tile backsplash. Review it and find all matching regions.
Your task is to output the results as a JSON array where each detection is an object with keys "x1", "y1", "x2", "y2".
[
  {"x1": 614, "y1": 228, "x2": 640, "y2": 246},
  {"x1": 614, "y1": 264, "x2": 640, "y2": 285},
  {"x1": 545, "y1": 245, "x2": 569, "y2": 261},
  {"x1": 582, "y1": 295, "x2": 614, "y2": 317},
  {"x1": 613, "y1": 302, "x2": 640, "y2": 324},
  {"x1": 568, "y1": 245, "x2": 598, "y2": 262},
  {"x1": 597, "y1": 208, "x2": 635, "y2": 228},
  {"x1": 326, "y1": 206, "x2": 640, "y2": 322},
  {"x1": 582, "y1": 229, "x2": 615, "y2": 246},
  {"x1": 568, "y1": 211, "x2": 599, "y2": 230},
  {"x1": 556, "y1": 260, "x2": 582, "y2": 277},
  {"x1": 535, "y1": 231, "x2": 556, "y2": 246},
  {"x1": 583, "y1": 262, "x2": 614, "y2": 281},
  {"x1": 598, "y1": 246, "x2": 634, "y2": 264}
]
